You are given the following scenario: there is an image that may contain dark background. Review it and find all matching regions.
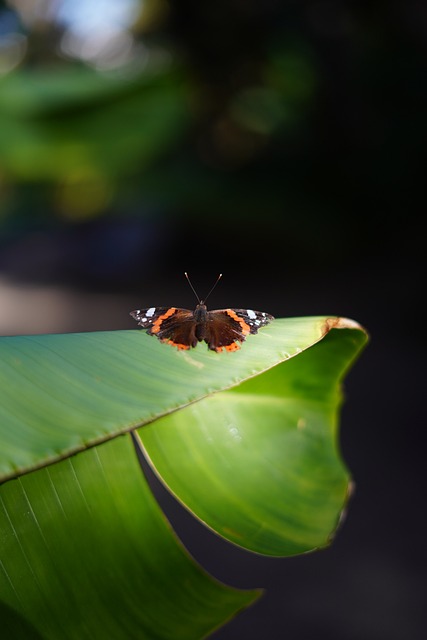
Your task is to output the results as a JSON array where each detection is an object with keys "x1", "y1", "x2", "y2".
[{"x1": 0, "y1": 1, "x2": 425, "y2": 638}]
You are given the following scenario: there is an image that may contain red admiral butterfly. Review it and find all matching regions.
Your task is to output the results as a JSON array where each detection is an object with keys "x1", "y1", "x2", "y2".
[{"x1": 130, "y1": 273, "x2": 274, "y2": 353}]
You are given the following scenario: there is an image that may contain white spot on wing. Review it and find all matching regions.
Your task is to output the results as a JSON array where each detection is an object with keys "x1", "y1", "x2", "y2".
[
  {"x1": 146, "y1": 307, "x2": 156, "y2": 317},
  {"x1": 247, "y1": 309, "x2": 256, "y2": 319}
]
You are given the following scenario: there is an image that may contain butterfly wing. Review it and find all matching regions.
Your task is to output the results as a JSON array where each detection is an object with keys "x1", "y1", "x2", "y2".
[
  {"x1": 205, "y1": 308, "x2": 274, "y2": 352},
  {"x1": 130, "y1": 307, "x2": 197, "y2": 349},
  {"x1": 228, "y1": 309, "x2": 275, "y2": 334},
  {"x1": 130, "y1": 306, "x2": 274, "y2": 352}
]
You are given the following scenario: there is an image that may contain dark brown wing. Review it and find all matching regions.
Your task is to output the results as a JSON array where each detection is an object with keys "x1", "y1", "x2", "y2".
[
  {"x1": 205, "y1": 308, "x2": 274, "y2": 352},
  {"x1": 130, "y1": 307, "x2": 198, "y2": 349}
]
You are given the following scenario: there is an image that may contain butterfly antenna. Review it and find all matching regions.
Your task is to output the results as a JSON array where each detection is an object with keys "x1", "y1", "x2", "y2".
[
  {"x1": 202, "y1": 273, "x2": 223, "y2": 304},
  {"x1": 184, "y1": 272, "x2": 223, "y2": 304},
  {"x1": 184, "y1": 272, "x2": 201, "y2": 303}
]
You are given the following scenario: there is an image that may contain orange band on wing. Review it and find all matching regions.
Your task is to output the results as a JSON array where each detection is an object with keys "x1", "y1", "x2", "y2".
[
  {"x1": 151, "y1": 307, "x2": 177, "y2": 334},
  {"x1": 163, "y1": 339, "x2": 190, "y2": 350},
  {"x1": 216, "y1": 342, "x2": 241, "y2": 353},
  {"x1": 225, "y1": 309, "x2": 250, "y2": 335}
]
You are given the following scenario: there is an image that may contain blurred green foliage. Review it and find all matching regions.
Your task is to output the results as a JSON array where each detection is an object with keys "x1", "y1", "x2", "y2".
[
  {"x1": 0, "y1": 0, "x2": 425, "y2": 279},
  {"x1": 0, "y1": 0, "x2": 320, "y2": 224},
  {"x1": 0, "y1": 64, "x2": 189, "y2": 217}
]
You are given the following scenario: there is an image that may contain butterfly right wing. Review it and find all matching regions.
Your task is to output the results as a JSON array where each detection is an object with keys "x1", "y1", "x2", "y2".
[
  {"x1": 130, "y1": 307, "x2": 198, "y2": 349},
  {"x1": 204, "y1": 308, "x2": 274, "y2": 352}
]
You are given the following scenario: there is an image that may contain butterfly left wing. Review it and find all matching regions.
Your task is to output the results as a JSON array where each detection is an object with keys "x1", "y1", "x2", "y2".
[
  {"x1": 205, "y1": 308, "x2": 274, "y2": 352},
  {"x1": 228, "y1": 308, "x2": 275, "y2": 334},
  {"x1": 130, "y1": 307, "x2": 198, "y2": 349}
]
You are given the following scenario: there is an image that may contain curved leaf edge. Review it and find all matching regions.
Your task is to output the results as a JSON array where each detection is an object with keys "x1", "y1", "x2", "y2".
[{"x1": 135, "y1": 432, "x2": 355, "y2": 560}]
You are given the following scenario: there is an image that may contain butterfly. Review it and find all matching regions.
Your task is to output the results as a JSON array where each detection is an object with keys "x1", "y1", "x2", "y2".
[{"x1": 130, "y1": 273, "x2": 274, "y2": 353}]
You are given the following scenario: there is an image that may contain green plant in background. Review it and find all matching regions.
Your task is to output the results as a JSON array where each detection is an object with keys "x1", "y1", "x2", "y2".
[
  {"x1": 0, "y1": 0, "x2": 320, "y2": 227},
  {"x1": 0, "y1": 317, "x2": 367, "y2": 638}
]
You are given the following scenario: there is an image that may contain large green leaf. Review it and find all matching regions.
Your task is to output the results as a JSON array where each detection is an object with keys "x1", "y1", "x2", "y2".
[
  {"x1": 138, "y1": 326, "x2": 364, "y2": 555},
  {"x1": 0, "y1": 317, "x2": 367, "y2": 637},
  {"x1": 0, "y1": 435, "x2": 257, "y2": 639},
  {"x1": 0, "y1": 317, "x2": 362, "y2": 482}
]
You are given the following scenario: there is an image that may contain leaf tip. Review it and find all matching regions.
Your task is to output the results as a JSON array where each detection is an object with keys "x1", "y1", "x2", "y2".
[{"x1": 323, "y1": 317, "x2": 368, "y2": 336}]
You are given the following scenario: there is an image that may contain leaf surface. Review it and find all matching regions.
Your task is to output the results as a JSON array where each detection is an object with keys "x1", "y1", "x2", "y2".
[
  {"x1": 0, "y1": 317, "x2": 356, "y2": 482},
  {"x1": 0, "y1": 436, "x2": 257, "y2": 639},
  {"x1": 138, "y1": 326, "x2": 366, "y2": 555}
]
